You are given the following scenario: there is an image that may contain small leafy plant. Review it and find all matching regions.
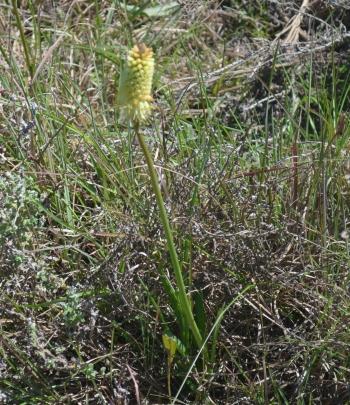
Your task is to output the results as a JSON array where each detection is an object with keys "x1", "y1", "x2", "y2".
[{"x1": 0, "y1": 172, "x2": 41, "y2": 268}]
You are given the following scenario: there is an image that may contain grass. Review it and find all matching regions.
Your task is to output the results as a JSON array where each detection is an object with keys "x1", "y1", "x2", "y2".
[{"x1": 1, "y1": 0, "x2": 350, "y2": 403}]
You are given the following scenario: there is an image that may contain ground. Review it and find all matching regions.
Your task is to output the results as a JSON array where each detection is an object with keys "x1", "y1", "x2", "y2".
[{"x1": 1, "y1": 1, "x2": 350, "y2": 404}]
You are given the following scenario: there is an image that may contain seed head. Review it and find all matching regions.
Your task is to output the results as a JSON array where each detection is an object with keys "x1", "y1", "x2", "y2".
[{"x1": 117, "y1": 43, "x2": 155, "y2": 124}]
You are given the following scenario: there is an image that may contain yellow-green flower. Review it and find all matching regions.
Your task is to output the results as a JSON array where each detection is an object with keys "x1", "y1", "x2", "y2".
[{"x1": 117, "y1": 43, "x2": 155, "y2": 124}]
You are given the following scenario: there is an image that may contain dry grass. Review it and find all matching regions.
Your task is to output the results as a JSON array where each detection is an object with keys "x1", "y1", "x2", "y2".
[{"x1": 1, "y1": 1, "x2": 350, "y2": 403}]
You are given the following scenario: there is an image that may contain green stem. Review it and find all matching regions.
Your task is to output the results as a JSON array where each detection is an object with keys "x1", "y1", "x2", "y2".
[
  {"x1": 136, "y1": 128, "x2": 203, "y2": 349},
  {"x1": 167, "y1": 360, "x2": 172, "y2": 399},
  {"x1": 11, "y1": 0, "x2": 33, "y2": 78}
]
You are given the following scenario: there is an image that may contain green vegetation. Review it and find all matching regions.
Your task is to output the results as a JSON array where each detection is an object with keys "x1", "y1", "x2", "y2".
[{"x1": 1, "y1": 1, "x2": 350, "y2": 403}]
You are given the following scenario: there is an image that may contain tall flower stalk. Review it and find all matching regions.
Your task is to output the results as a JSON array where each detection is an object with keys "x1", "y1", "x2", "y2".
[{"x1": 117, "y1": 43, "x2": 203, "y2": 349}]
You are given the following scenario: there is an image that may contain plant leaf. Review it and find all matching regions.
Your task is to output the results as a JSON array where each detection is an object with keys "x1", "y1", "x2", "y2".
[{"x1": 162, "y1": 334, "x2": 177, "y2": 365}]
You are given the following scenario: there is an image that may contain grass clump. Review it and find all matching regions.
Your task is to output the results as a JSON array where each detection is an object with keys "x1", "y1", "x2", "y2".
[{"x1": 1, "y1": 1, "x2": 350, "y2": 403}]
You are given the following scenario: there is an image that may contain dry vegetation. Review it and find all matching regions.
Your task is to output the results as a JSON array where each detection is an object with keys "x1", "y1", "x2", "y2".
[{"x1": 1, "y1": 0, "x2": 350, "y2": 404}]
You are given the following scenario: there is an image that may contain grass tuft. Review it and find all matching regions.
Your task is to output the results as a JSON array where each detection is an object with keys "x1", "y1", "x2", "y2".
[{"x1": 1, "y1": 1, "x2": 350, "y2": 403}]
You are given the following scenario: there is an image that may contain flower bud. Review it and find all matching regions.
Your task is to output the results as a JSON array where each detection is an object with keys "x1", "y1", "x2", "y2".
[{"x1": 118, "y1": 43, "x2": 155, "y2": 123}]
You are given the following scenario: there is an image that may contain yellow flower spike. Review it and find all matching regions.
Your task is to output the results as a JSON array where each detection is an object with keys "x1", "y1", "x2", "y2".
[{"x1": 117, "y1": 43, "x2": 155, "y2": 124}]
